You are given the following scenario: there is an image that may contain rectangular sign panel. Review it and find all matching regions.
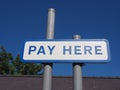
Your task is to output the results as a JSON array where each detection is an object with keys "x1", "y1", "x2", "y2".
[{"x1": 21, "y1": 39, "x2": 110, "y2": 63}]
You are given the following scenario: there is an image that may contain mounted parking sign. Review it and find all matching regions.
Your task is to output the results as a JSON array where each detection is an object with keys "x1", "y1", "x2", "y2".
[{"x1": 21, "y1": 39, "x2": 110, "y2": 63}]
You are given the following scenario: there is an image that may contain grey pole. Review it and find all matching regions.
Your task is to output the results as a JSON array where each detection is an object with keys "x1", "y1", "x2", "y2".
[
  {"x1": 46, "y1": 8, "x2": 55, "y2": 39},
  {"x1": 42, "y1": 8, "x2": 55, "y2": 90},
  {"x1": 73, "y1": 35, "x2": 83, "y2": 90}
]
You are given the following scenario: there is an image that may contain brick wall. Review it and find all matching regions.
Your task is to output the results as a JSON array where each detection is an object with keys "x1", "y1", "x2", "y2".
[{"x1": 0, "y1": 76, "x2": 120, "y2": 90}]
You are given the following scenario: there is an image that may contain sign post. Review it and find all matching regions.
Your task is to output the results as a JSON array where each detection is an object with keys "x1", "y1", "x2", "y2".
[
  {"x1": 21, "y1": 8, "x2": 111, "y2": 90},
  {"x1": 42, "y1": 8, "x2": 55, "y2": 90},
  {"x1": 73, "y1": 35, "x2": 83, "y2": 90}
]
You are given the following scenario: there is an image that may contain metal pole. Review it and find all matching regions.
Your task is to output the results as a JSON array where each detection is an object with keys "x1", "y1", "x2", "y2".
[
  {"x1": 46, "y1": 8, "x2": 55, "y2": 39},
  {"x1": 73, "y1": 35, "x2": 83, "y2": 90},
  {"x1": 42, "y1": 8, "x2": 55, "y2": 90}
]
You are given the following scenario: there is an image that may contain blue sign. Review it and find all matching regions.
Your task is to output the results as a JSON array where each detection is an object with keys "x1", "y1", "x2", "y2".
[{"x1": 21, "y1": 39, "x2": 110, "y2": 63}]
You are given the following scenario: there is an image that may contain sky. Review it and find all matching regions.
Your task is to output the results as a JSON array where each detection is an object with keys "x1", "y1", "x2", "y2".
[{"x1": 0, "y1": 0, "x2": 120, "y2": 76}]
